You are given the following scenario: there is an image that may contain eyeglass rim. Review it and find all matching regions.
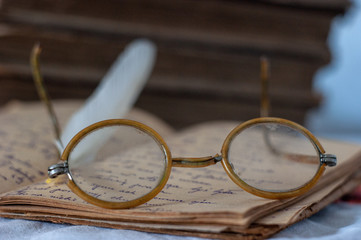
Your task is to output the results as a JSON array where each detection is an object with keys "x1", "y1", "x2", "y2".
[
  {"x1": 61, "y1": 117, "x2": 328, "y2": 209},
  {"x1": 61, "y1": 119, "x2": 173, "y2": 209},
  {"x1": 221, "y1": 117, "x2": 326, "y2": 199}
]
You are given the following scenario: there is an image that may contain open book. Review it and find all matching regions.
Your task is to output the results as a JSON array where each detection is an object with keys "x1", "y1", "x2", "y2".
[{"x1": 1, "y1": 100, "x2": 361, "y2": 239}]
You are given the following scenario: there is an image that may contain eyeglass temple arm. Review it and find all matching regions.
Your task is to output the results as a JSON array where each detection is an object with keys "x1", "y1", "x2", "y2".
[
  {"x1": 31, "y1": 43, "x2": 64, "y2": 149},
  {"x1": 258, "y1": 57, "x2": 336, "y2": 167},
  {"x1": 172, "y1": 154, "x2": 222, "y2": 168},
  {"x1": 260, "y1": 56, "x2": 270, "y2": 118},
  {"x1": 278, "y1": 152, "x2": 336, "y2": 166},
  {"x1": 260, "y1": 58, "x2": 311, "y2": 164}
]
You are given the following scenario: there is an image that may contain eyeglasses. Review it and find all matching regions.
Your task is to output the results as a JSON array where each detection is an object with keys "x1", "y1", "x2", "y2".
[{"x1": 31, "y1": 45, "x2": 337, "y2": 209}]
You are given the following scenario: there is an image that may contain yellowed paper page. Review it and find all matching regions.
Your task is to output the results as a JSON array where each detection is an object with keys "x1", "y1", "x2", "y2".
[
  {"x1": 0, "y1": 101, "x2": 77, "y2": 194},
  {"x1": 1, "y1": 108, "x2": 361, "y2": 229},
  {"x1": 0, "y1": 101, "x2": 173, "y2": 195},
  {"x1": 1, "y1": 170, "x2": 360, "y2": 240}
]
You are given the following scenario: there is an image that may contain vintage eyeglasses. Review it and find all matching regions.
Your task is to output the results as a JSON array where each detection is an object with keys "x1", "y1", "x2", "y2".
[{"x1": 31, "y1": 46, "x2": 337, "y2": 209}]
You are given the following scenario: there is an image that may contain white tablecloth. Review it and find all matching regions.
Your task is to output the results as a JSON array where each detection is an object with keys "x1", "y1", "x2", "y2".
[{"x1": 2, "y1": 202, "x2": 361, "y2": 240}]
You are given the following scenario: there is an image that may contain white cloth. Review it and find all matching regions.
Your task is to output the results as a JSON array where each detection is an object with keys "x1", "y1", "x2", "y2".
[
  {"x1": 0, "y1": 217, "x2": 199, "y2": 240},
  {"x1": 272, "y1": 203, "x2": 361, "y2": 240},
  {"x1": 1, "y1": 203, "x2": 361, "y2": 240}
]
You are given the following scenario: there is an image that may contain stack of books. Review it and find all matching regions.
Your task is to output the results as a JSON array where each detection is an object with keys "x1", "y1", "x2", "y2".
[{"x1": 0, "y1": 0, "x2": 348, "y2": 128}]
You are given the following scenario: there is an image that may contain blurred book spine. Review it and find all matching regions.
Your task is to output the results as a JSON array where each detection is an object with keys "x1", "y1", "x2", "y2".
[{"x1": 0, "y1": 0, "x2": 348, "y2": 128}]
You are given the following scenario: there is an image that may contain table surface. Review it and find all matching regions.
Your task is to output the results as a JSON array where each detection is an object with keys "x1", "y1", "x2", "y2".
[{"x1": 1, "y1": 202, "x2": 361, "y2": 240}]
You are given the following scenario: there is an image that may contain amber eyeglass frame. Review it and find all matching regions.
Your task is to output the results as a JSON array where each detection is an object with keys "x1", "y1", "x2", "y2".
[
  {"x1": 31, "y1": 45, "x2": 336, "y2": 209},
  {"x1": 62, "y1": 117, "x2": 328, "y2": 209}
]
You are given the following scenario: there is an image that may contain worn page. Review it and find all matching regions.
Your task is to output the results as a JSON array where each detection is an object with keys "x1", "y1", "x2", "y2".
[
  {"x1": 1, "y1": 166, "x2": 360, "y2": 240},
  {"x1": 0, "y1": 101, "x2": 173, "y2": 195},
  {"x1": 256, "y1": 171, "x2": 361, "y2": 226},
  {"x1": 1, "y1": 102, "x2": 361, "y2": 230},
  {"x1": 0, "y1": 101, "x2": 77, "y2": 194}
]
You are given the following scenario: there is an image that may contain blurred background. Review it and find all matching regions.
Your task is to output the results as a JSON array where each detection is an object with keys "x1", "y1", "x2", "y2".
[
  {"x1": 307, "y1": 0, "x2": 361, "y2": 143},
  {"x1": 0, "y1": 0, "x2": 358, "y2": 136}
]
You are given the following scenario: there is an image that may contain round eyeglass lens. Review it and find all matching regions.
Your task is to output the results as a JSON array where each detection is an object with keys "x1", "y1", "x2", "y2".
[
  {"x1": 227, "y1": 122, "x2": 320, "y2": 192},
  {"x1": 67, "y1": 124, "x2": 167, "y2": 202}
]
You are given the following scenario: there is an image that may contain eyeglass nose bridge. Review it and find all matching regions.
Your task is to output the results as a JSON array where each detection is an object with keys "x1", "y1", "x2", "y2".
[{"x1": 172, "y1": 154, "x2": 222, "y2": 168}]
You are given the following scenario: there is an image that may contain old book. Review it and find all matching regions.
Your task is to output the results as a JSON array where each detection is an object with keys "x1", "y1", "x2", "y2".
[
  {"x1": 0, "y1": 100, "x2": 361, "y2": 239},
  {"x1": 0, "y1": 0, "x2": 348, "y2": 127}
]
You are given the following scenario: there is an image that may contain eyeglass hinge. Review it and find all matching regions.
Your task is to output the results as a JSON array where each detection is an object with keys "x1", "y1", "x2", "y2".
[
  {"x1": 48, "y1": 162, "x2": 68, "y2": 178},
  {"x1": 320, "y1": 154, "x2": 337, "y2": 167}
]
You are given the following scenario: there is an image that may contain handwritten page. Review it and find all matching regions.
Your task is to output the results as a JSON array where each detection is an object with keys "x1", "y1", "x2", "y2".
[
  {"x1": 0, "y1": 171, "x2": 359, "y2": 240},
  {"x1": 0, "y1": 101, "x2": 173, "y2": 195},
  {"x1": 256, "y1": 171, "x2": 361, "y2": 226},
  {"x1": 1, "y1": 100, "x2": 361, "y2": 240},
  {"x1": 0, "y1": 101, "x2": 78, "y2": 194},
  {"x1": 1, "y1": 99, "x2": 361, "y2": 231}
]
